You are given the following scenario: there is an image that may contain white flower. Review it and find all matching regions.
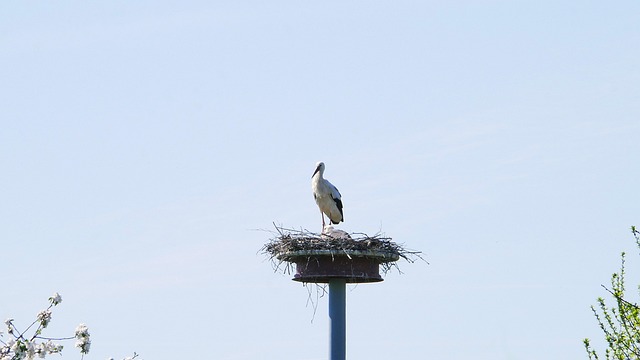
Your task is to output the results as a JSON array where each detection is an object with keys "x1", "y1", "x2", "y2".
[
  {"x1": 74, "y1": 324, "x2": 91, "y2": 354},
  {"x1": 47, "y1": 341, "x2": 63, "y2": 354},
  {"x1": 34, "y1": 342, "x2": 47, "y2": 359},
  {"x1": 36, "y1": 310, "x2": 52, "y2": 328},
  {"x1": 11, "y1": 339, "x2": 26, "y2": 360},
  {"x1": 74, "y1": 323, "x2": 89, "y2": 338},
  {"x1": 34, "y1": 340, "x2": 62, "y2": 358},
  {"x1": 24, "y1": 340, "x2": 35, "y2": 360},
  {"x1": 1, "y1": 339, "x2": 12, "y2": 359},
  {"x1": 4, "y1": 318, "x2": 13, "y2": 335},
  {"x1": 48, "y1": 293, "x2": 62, "y2": 306}
]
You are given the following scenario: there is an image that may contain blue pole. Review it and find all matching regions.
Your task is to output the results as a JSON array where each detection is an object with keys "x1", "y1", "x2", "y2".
[{"x1": 329, "y1": 279, "x2": 346, "y2": 360}]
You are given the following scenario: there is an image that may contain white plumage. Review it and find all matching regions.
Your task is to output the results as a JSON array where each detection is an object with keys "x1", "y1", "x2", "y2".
[{"x1": 311, "y1": 161, "x2": 343, "y2": 230}]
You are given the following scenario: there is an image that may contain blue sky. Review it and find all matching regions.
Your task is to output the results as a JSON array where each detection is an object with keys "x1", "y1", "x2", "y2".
[{"x1": 1, "y1": 1, "x2": 639, "y2": 359}]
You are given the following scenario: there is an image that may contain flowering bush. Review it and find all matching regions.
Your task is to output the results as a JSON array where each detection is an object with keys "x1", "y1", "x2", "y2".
[
  {"x1": 1, "y1": 293, "x2": 138, "y2": 360},
  {"x1": 1, "y1": 292, "x2": 86, "y2": 360}
]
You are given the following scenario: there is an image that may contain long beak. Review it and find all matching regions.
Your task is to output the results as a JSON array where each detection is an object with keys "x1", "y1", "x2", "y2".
[{"x1": 312, "y1": 166, "x2": 320, "y2": 178}]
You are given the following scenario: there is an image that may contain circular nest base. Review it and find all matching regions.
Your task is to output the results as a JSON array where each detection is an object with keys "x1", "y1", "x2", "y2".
[
  {"x1": 279, "y1": 249, "x2": 400, "y2": 283},
  {"x1": 262, "y1": 225, "x2": 423, "y2": 284}
]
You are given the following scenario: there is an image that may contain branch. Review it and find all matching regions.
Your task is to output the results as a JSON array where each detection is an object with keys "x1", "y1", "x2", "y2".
[
  {"x1": 34, "y1": 336, "x2": 75, "y2": 341},
  {"x1": 601, "y1": 285, "x2": 640, "y2": 309}
]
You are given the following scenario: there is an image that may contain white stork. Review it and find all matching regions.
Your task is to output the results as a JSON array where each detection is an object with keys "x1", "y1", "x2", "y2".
[{"x1": 311, "y1": 161, "x2": 343, "y2": 230}]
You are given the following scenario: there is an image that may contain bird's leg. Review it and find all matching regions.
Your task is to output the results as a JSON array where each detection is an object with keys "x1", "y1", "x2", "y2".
[{"x1": 321, "y1": 211, "x2": 326, "y2": 232}]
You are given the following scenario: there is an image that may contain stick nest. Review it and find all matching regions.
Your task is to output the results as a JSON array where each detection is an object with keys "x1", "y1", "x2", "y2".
[{"x1": 261, "y1": 225, "x2": 425, "y2": 274}]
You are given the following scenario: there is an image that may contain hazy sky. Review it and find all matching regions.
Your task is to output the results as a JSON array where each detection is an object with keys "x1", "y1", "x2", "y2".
[{"x1": 1, "y1": 1, "x2": 639, "y2": 359}]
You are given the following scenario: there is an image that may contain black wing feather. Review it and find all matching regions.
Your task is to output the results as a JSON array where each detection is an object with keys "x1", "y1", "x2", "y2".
[{"x1": 331, "y1": 197, "x2": 344, "y2": 224}]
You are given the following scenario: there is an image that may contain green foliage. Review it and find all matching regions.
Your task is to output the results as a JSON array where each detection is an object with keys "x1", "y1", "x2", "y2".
[{"x1": 584, "y1": 226, "x2": 640, "y2": 359}]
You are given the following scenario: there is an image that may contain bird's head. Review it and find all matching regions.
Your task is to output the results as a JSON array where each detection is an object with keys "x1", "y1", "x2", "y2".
[{"x1": 312, "y1": 161, "x2": 325, "y2": 178}]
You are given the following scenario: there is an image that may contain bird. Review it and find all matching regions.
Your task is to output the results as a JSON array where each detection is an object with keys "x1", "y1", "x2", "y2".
[
  {"x1": 321, "y1": 226, "x2": 351, "y2": 240},
  {"x1": 311, "y1": 161, "x2": 343, "y2": 230}
]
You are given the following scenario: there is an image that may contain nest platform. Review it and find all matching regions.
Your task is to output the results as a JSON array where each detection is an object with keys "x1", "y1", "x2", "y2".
[
  {"x1": 262, "y1": 226, "x2": 422, "y2": 284},
  {"x1": 278, "y1": 249, "x2": 399, "y2": 283}
]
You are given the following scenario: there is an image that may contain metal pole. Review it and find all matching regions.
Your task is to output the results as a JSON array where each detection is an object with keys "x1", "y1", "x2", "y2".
[{"x1": 329, "y1": 278, "x2": 346, "y2": 360}]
